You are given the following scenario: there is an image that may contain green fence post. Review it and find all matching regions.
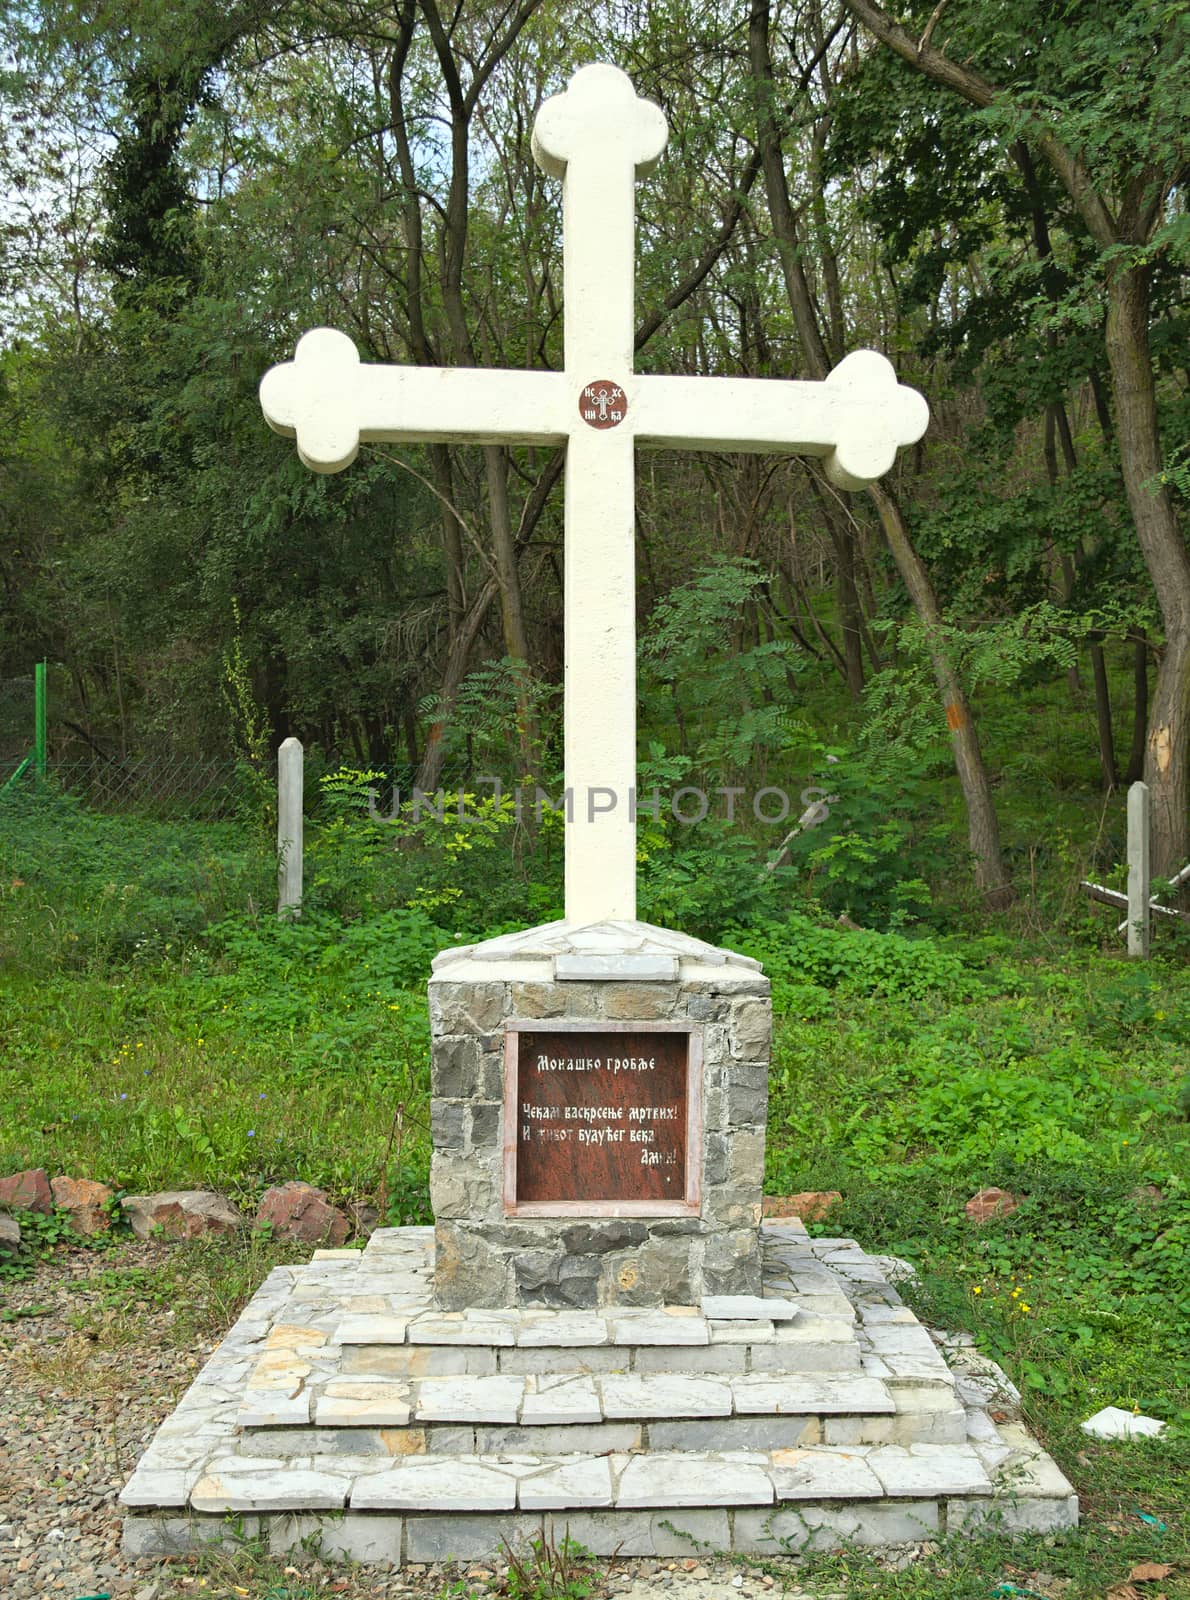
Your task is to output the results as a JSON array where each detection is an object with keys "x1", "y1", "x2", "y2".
[{"x1": 34, "y1": 660, "x2": 46, "y2": 779}]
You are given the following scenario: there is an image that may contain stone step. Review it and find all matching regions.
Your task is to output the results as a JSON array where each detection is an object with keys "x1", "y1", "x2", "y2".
[
  {"x1": 336, "y1": 1328, "x2": 864, "y2": 1379},
  {"x1": 239, "y1": 1396, "x2": 968, "y2": 1460},
  {"x1": 123, "y1": 1437, "x2": 1078, "y2": 1563},
  {"x1": 237, "y1": 1369, "x2": 902, "y2": 1432},
  {"x1": 333, "y1": 1302, "x2": 859, "y2": 1351},
  {"x1": 122, "y1": 1226, "x2": 1080, "y2": 1565}
]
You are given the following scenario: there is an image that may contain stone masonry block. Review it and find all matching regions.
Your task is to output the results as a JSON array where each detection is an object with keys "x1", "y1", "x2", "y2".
[
  {"x1": 405, "y1": 1514, "x2": 540, "y2": 1563},
  {"x1": 701, "y1": 1189, "x2": 763, "y2": 1230},
  {"x1": 511, "y1": 1246, "x2": 568, "y2": 1298},
  {"x1": 948, "y1": 1493, "x2": 1079, "y2": 1535},
  {"x1": 468, "y1": 1101, "x2": 502, "y2": 1150},
  {"x1": 750, "y1": 1342, "x2": 862, "y2": 1374},
  {"x1": 561, "y1": 1220, "x2": 650, "y2": 1254},
  {"x1": 730, "y1": 999, "x2": 772, "y2": 1060},
  {"x1": 124, "y1": 1515, "x2": 259, "y2": 1557},
  {"x1": 632, "y1": 1344, "x2": 746, "y2": 1375},
  {"x1": 499, "y1": 1347, "x2": 622, "y2": 1376},
  {"x1": 647, "y1": 1416, "x2": 818, "y2": 1451},
  {"x1": 434, "y1": 1223, "x2": 514, "y2": 1310},
  {"x1": 684, "y1": 994, "x2": 728, "y2": 1021},
  {"x1": 262, "y1": 1512, "x2": 400, "y2": 1562},
  {"x1": 703, "y1": 1133, "x2": 729, "y2": 1186},
  {"x1": 342, "y1": 1346, "x2": 497, "y2": 1378},
  {"x1": 548, "y1": 1509, "x2": 732, "y2": 1558},
  {"x1": 703, "y1": 1087, "x2": 728, "y2": 1134},
  {"x1": 600, "y1": 1234, "x2": 693, "y2": 1307},
  {"x1": 429, "y1": 982, "x2": 508, "y2": 1035},
  {"x1": 701, "y1": 1228, "x2": 763, "y2": 1298},
  {"x1": 733, "y1": 1500, "x2": 940, "y2": 1553},
  {"x1": 429, "y1": 1153, "x2": 498, "y2": 1220},
  {"x1": 509, "y1": 982, "x2": 569, "y2": 1017},
  {"x1": 431, "y1": 1036, "x2": 504, "y2": 1101},
  {"x1": 603, "y1": 984, "x2": 680, "y2": 1020},
  {"x1": 700, "y1": 1023, "x2": 730, "y2": 1063},
  {"x1": 725, "y1": 1080, "x2": 769, "y2": 1126},
  {"x1": 431, "y1": 1100, "x2": 467, "y2": 1149},
  {"x1": 726, "y1": 1128, "x2": 766, "y2": 1190}
]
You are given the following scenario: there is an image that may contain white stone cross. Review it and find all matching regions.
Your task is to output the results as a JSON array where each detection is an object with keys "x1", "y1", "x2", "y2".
[{"x1": 260, "y1": 63, "x2": 929, "y2": 925}]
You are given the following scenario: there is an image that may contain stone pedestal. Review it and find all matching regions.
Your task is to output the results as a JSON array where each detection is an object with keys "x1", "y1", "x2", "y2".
[{"x1": 428, "y1": 920, "x2": 771, "y2": 1310}]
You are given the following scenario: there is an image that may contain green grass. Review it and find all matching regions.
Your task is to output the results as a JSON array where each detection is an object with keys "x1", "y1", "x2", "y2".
[
  {"x1": 2, "y1": 777, "x2": 1189, "y2": 1598},
  {"x1": 0, "y1": 963, "x2": 430, "y2": 1210}
]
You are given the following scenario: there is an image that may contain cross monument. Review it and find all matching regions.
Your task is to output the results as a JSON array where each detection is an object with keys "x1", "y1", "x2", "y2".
[{"x1": 260, "y1": 63, "x2": 928, "y2": 925}]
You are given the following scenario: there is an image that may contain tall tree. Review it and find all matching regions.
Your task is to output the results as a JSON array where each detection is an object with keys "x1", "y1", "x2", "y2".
[
  {"x1": 748, "y1": 0, "x2": 1014, "y2": 906},
  {"x1": 838, "y1": 0, "x2": 1190, "y2": 875}
]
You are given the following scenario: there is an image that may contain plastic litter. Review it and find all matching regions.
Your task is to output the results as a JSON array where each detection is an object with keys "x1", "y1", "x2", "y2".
[
  {"x1": 1135, "y1": 1510, "x2": 1168, "y2": 1532},
  {"x1": 990, "y1": 1585, "x2": 1050, "y2": 1599},
  {"x1": 1082, "y1": 1405, "x2": 1165, "y2": 1440}
]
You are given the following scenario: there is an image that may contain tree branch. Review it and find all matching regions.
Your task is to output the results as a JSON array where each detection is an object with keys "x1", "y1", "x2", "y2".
[
  {"x1": 838, "y1": 0, "x2": 1119, "y2": 246},
  {"x1": 634, "y1": 149, "x2": 762, "y2": 351}
]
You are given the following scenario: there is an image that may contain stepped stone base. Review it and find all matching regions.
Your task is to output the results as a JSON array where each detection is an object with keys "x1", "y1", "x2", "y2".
[{"x1": 122, "y1": 1223, "x2": 1077, "y2": 1564}]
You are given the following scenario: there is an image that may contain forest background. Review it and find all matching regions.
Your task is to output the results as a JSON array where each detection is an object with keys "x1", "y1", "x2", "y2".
[
  {"x1": 1, "y1": 0, "x2": 1188, "y2": 906},
  {"x1": 1, "y1": 4, "x2": 1190, "y2": 1592}
]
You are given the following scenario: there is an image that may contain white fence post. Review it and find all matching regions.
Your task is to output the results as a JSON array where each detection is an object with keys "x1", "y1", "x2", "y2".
[
  {"x1": 1126, "y1": 779, "x2": 1150, "y2": 958},
  {"x1": 277, "y1": 736, "x2": 303, "y2": 917}
]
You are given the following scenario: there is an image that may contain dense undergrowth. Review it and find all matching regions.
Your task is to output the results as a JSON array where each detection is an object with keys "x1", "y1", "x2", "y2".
[{"x1": 2, "y1": 768, "x2": 1189, "y2": 1596}]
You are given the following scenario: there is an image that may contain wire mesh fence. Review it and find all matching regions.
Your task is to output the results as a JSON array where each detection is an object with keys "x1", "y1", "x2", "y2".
[
  {"x1": 0, "y1": 748, "x2": 484, "y2": 821},
  {"x1": 0, "y1": 662, "x2": 490, "y2": 823},
  {"x1": 0, "y1": 752, "x2": 257, "y2": 821}
]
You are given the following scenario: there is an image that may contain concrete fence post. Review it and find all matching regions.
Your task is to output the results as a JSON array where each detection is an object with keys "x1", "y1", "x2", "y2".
[
  {"x1": 277, "y1": 736, "x2": 303, "y2": 917},
  {"x1": 1126, "y1": 780, "x2": 1150, "y2": 958}
]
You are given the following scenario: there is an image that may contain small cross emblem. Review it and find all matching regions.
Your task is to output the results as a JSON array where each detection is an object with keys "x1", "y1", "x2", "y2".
[{"x1": 581, "y1": 381, "x2": 627, "y2": 428}]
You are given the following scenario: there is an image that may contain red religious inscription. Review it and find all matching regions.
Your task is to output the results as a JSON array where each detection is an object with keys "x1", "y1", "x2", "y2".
[
  {"x1": 579, "y1": 379, "x2": 627, "y2": 429},
  {"x1": 505, "y1": 1025, "x2": 699, "y2": 1214}
]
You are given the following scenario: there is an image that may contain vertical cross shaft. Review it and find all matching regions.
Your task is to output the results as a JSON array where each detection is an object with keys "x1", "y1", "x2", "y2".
[{"x1": 533, "y1": 65, "x2": 666, "y2": 922}]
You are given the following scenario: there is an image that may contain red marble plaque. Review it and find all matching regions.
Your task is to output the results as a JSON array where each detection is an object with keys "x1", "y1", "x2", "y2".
[
  {"x1": 578, "y1": 379, "x2": 627, "y2": 429},
  {"x1": 505, "y1": 1025, "x2": 699, "y2": 1214}
]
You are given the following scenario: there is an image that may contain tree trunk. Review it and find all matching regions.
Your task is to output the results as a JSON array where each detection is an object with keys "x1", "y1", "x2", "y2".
[
  {"x1": 416, "y1": 574, "x2": 500, "y2": 791},
  {"x1": 1126, "y1": 635, "x2": 1148, "y2": 785},
  {"x1": 869, "y1": 481, "x2": 1015, "y2": 908},
  {"x1": 838, "y1": 0, "x2": 1188, "y2": 878},
  {"x1": 1104, "y1": 263, "x2": 1190, "y2": 875},
  {"x1": 1088, "y1": 635, "x2": 1118, "y2": 792},
  {"x1": 750, "y1": 0, "x2": 1011, "y2": 903}
]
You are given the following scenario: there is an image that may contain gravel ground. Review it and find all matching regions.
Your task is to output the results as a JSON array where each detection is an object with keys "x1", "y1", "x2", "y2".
[{"x1": 0, "y1": 1243, "x2": 871, "y2": 1600}]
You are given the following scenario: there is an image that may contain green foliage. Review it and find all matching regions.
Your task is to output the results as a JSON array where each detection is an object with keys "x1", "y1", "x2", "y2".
[
  {"x1": 221, "y1": 598, "x2": 273, "y2": 766},
  {"x1": 317, "y1": 766, "x2": 390, "y2": 816},
  {"x1": 199, "y1": 910, "x2": 435, "y2": 1092},
  {"x1": 0, "y1": 1206, "x2": 102, "y2": 1284},
  {"x1": 817, "y1": 1163, "x2": 1190, "y2": 1433},
  {"x1": 304, "y1": 786, "x2": 563, "y2": 928},
  {"x1": 637, "y1": 816, "x2": 795, "y2": 939},
  {"x1": 1084, "y1": 965, "x2": 1190, "y2": 1045},
  {"x1": 733, "y1": 911, "x2": 980, "y2": 1005},
  {"x1": 420, "y1": 657, "x2": 561, "y2": 779},
  {"x1": 791, "y1": 771, "x2": 947, "y2": 927},
  {"x1": 639, "y1": 558, "x2": 812, "y2": 779}
]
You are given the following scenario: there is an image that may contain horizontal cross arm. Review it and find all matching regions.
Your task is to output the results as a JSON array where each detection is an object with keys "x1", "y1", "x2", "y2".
[
  {"x1": 631, "y1": 351, "x2": 929, "y2": 490},
  {"x1": 260, "y1": 329, "x2": 569, "y2": 472}
]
